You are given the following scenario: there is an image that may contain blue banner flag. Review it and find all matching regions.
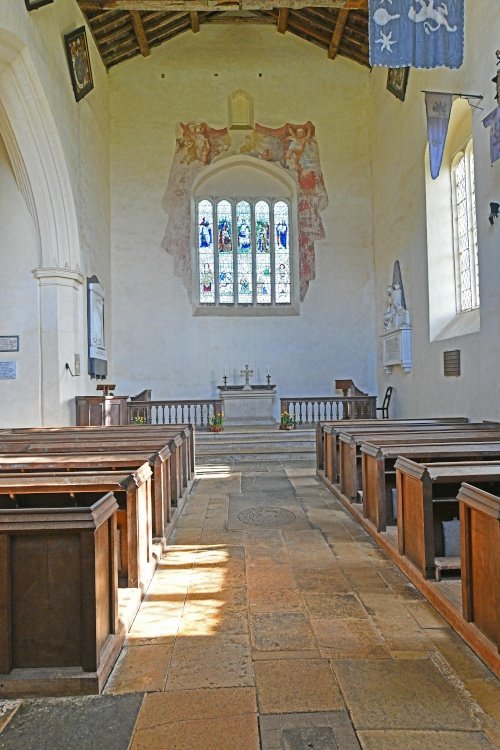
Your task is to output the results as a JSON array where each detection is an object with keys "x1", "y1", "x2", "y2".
[
  {"x1": 425, "y1": 92, "x2": 453, "y2": 178},
  {"x1": 483, "y1": 107, "x2": 500, "y2": 166},
  {"x1": 369, "y1": 0, "x2": 465, "y2": 69}
]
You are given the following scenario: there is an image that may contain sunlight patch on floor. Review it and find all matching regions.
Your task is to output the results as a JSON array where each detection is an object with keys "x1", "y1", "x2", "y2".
[{"x1": 196, "y1": 464, "x2": 234, "y2": 479}]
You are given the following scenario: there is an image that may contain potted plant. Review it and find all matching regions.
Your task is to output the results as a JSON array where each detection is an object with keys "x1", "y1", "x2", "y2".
[
  {"x1": 210, "y1": 412, "x2": 224, "y2": 432},
  {"x1": 280, "y1": 411, "x2": 295, "y2": 430},
  {"x1": 132, "y1": 415, "x2": 146, "y2": 425}
]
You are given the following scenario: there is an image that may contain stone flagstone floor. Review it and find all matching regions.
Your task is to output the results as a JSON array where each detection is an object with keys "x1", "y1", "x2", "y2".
[{"x1": 1, "y1": 461, "x2": 499, "y2": 750}]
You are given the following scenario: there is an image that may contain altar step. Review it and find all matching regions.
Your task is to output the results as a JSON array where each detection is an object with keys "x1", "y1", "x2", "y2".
[{"x1": 194, "y1": 426, "x2": 316, "y2": 464}]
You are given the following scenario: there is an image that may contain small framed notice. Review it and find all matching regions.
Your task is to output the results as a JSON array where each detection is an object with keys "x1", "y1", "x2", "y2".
[
  {"x1": 0, "y1": 361, "x2": 17, "y2": 379},
  {"x1": 0, "y1": 336, "x2": 19, "y2": 352}
]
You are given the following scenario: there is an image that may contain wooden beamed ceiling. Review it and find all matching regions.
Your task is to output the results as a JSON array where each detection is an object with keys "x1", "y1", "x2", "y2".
[{"x1": 77, "y1": 0, "x2": 368, "y2": 69}]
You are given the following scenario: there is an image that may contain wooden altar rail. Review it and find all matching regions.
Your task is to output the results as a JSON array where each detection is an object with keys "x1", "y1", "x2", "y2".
[
  {"x1": 127, "y1": 399, "x2": 223, "y2": 427},
  {"x1": 280, "y1": 395, "x2": 376, "y2": 425}
]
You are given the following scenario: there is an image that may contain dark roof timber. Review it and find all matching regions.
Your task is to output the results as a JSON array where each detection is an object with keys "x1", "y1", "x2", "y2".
[{"x1": 78, "y1": 1, "x2": 369, "y2": 69}]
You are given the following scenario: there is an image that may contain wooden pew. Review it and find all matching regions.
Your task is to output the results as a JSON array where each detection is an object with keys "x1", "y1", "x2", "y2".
[
  {"x1": 361, "y1": 441, "x2": 500, "y2": 533},
  {"x1": 395, "y1": 458, "x2": 500, "y2": 580},
  {"x1": 0, "y1": 467, "x2": 154, "y2": 593},
  {"x1": 0, "y1": 491, "x2": 121, "y2": 696},
  {"x1": 339, "y1": 426, "x2": 500, "y2": 504},
  {"x1": 0, "y1": 430, "x2": 191, "y2": 512},
  {"x1": 318, "y1": 418, "x2": 469, "y2": 482},
  {"x1": 0, "y1": 424, "x2": 195, "y2": 499},
  {"x1": 458, "y1": 483, "x2": 499, "y2": 652},
  {"x1": 0, "y1": 451, "x2": 173, "y2": 541}
]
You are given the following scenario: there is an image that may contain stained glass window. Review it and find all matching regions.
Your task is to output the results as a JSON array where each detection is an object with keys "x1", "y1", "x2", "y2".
[
  {"x1": 255, "y1": 201, "x2": 271, "y2": 304},
  {"x1": 237, "y1": 201, "x2": 253, "y2": 303},
  {"x1": 452, "y1": 142, "x2": 479, "y2": 312},
  {"x1": 198, "y1": 199, "x2": 215, "y2": 304},
  {"x1": 274, "y1": 201, "x2": 291, "y2": 304},
  {"x1": 197, "y1": 197, "x2": 292, "y2": 307},
  {"x1": 217, "y1": 200, "x2": 234, "y2": 304}
]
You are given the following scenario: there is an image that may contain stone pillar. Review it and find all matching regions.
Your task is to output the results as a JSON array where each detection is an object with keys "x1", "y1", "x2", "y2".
[{"x1": 33, "y1": 267, "x2": 84, "y2": 426}]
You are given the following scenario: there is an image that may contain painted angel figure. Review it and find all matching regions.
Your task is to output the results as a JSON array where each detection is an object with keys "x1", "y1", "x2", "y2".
[
  {"x1": 179, "y1": 121, "x2": 210, "y2": 164},
  {"x1": 284, "y1": 122, "x2": 315, "y2": 173}
]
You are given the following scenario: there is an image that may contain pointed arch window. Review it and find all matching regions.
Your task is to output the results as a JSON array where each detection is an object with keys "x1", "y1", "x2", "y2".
[
  {"x1": 197, "y1": 198, "x2": 291, "y2": 307},
  {"x1": 451, "y1": 140, "x2": 479, "y2": 312}
]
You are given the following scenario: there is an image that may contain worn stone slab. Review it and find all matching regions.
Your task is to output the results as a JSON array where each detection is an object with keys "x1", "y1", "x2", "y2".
[
  {"x1": 247, "y1": 563, "x2": 297, "y2": 592},
  {"x1": 250, "y1": 612, "x2": 316, "y2": 652},
  {"x1": 314, "y1": 618, "x2": 390, "y2": 659},
  {"x1": 104, "y1": 643, "x2": 173, "y2": 694},
  {"x1": 134, "y1": 687, "x2": 257, "y2": 729},
  {"x1": 304, "y1": 593, "x2": 368, "y2": 619},
  {"x1": 248, "y1": 586, "x2": 304, "y2": 614},
  {"x1": 0, "y1": 694, "x2": 143, "y2": 750},
  {"x1": 357, "y1": 730, "x2": 496, "y2": 749},
  {"x1": 260, "y1": 710, "x2": 360, "y2": 750},
  {"x1": 464, "y1": 679, "x2": 500, "y2": 723},
  {"x1": 254, "y1": 659, "x2": 345, "y2": 714},
  {"x1": 130, "y1": 714, "x2": 260, "y2": 750},
  {"x1": 165, "y1": 635, "x2": 254, "y2": 690},
  {"x1": 333, "y1": 659, "x2": 481, "y2": 731},
  {"x1": 293, "y1": 567, "x2": 351, "y2": 594}
]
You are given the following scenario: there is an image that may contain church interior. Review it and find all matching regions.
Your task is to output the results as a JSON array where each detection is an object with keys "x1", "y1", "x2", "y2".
[{"x1": 0, "y1": 0, "x2": 499, "y2": 747}]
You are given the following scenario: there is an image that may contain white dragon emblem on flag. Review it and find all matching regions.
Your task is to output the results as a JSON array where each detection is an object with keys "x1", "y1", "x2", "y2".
[{"x1": 408, "y1": 0, "x2": 458, "y2": 34}]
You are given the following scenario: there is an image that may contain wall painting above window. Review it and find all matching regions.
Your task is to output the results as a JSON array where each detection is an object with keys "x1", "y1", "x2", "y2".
[{"x1": 162, "y1": 119, "x2": 328, "y2": 302}]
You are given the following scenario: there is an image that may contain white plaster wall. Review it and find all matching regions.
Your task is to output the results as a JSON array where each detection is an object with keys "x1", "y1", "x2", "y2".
[
  {"x1": 369, "y1": 0, "x2": 500, "y2": 420},
  {"x1": 0, "y1": 133, "x2": 41, "y2": 425},
  {"x1": 110, "y1": 27, "x2": 377, "y2": 410},
  {"x1": 0, "y1": 0, "x2": 111, "y2": 425}
]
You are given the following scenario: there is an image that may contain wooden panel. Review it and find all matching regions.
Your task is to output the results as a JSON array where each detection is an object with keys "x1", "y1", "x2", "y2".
[
  {"x1": 399, "y1": 473, "x2": 428, "y2": 575},
  {"x1": 0, "y1": 535, "x2": 11, "y2": 673},
  {"x1": 362, "y1": 453, "x2": 379, "y2": 526},
  {"x1": 11, "y1": 534, "x2": 82, "y2": 668},
  {"x1": 469, "y1": 508, "x2": 498, "y2": 645},
  {"x1": 95, "y1": 521, "x2": 112, "y2": 661}
]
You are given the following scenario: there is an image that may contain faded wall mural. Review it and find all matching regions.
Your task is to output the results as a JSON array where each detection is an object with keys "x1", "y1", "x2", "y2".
[{"x1": 162, "y1": 120, "x2": 328, "y2": 301}]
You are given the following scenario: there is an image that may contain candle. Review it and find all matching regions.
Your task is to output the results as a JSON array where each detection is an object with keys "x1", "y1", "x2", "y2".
[
  {"x1": 267, "y1": 364, "x2": 270, "y2": 375},
  {"x1": 224, "y1": 365, "x2": 227, "y2": 376}
]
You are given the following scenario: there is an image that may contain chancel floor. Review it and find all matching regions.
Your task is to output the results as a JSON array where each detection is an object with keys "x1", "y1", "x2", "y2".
[{"x1": 1, "y1": 462, "x2": 499, "y2": 749}]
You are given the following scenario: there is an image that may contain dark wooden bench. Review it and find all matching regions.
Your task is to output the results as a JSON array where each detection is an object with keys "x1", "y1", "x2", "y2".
[
  {"x1": 0, "y1": 467, "x2": 153, "y2": 592},
  {"x1": 0, "y1": 424, "x2": 195, "y2": 500},
  {"x1": 361, "y1": 440, "x2": 500, "y2": 533},
  {"x1": 0, "y1": 428, "x2": 193, "y2": 514},
  {"x1": 0, "y1": 491, "x2": 121, "y2": 697},
  {"x1": 395, "y1": 458, "x2": 500, "y2": 580},
  {"x1": 317, "y1": 418, "x2": 469, "y2": 483},
  {"x1": 458, "y1": 482, "x2": 499, "y2": 652},
  {"x1": 336, "y1": 425, "x2": 500, "y2": 504},
  {"x1": 0, "y1": 451, "x2": 173, "y2": 540}
]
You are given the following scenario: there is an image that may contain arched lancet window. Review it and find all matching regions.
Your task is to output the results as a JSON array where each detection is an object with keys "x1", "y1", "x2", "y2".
[
  {"x1": 425, "y1": 99, "x2": 480, "y2": 341},
  {"x1": 451, "y1": 140, "x2": 479, "y2": 312},
  {"x1": 197, "y1": 197, "x2": 291, "y2": 307}
]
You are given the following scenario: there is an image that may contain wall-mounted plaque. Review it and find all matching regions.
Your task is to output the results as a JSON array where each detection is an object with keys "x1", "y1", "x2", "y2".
[
  {"x1": 0, "y1": 362, "x2": 17, "y2": 379},
  {"x1": 87, "y1": 276, "x2": 108, "y2": 379},
  {"x1": 0, "y1": 336, "x2": 19, "y2": 352}
]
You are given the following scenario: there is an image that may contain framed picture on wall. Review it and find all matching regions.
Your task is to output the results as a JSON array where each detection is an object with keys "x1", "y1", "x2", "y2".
[
  {"x1": 64, "y1": 26, "x2": 94, "y2": 102},
  {"x1": 24, "y1": 0, "x2": 53, "y2": 9},
  {"x1": 386, "y1": 67, "x2": 410, "y2": 102}
]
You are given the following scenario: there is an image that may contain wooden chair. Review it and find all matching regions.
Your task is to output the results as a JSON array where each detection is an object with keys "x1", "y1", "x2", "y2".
[{"x1": 376, "y1": 386, "x2": 393, "y2": 419}]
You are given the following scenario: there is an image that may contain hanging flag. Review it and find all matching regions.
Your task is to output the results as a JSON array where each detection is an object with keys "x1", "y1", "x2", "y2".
[
  {"x1": 483, "y1": 107, "x2": 500, "y2": 166},
  {"x1": 369, "y1": 0, "x2": 465, "y2": 70},
  {"x1": 425, "y1": 92, "x2": 453, "y2": 179}
]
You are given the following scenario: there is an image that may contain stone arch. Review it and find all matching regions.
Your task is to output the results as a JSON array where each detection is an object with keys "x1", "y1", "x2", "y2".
[{"x1": 0, "y1": 28, "x2": 81, "y2": 271}]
